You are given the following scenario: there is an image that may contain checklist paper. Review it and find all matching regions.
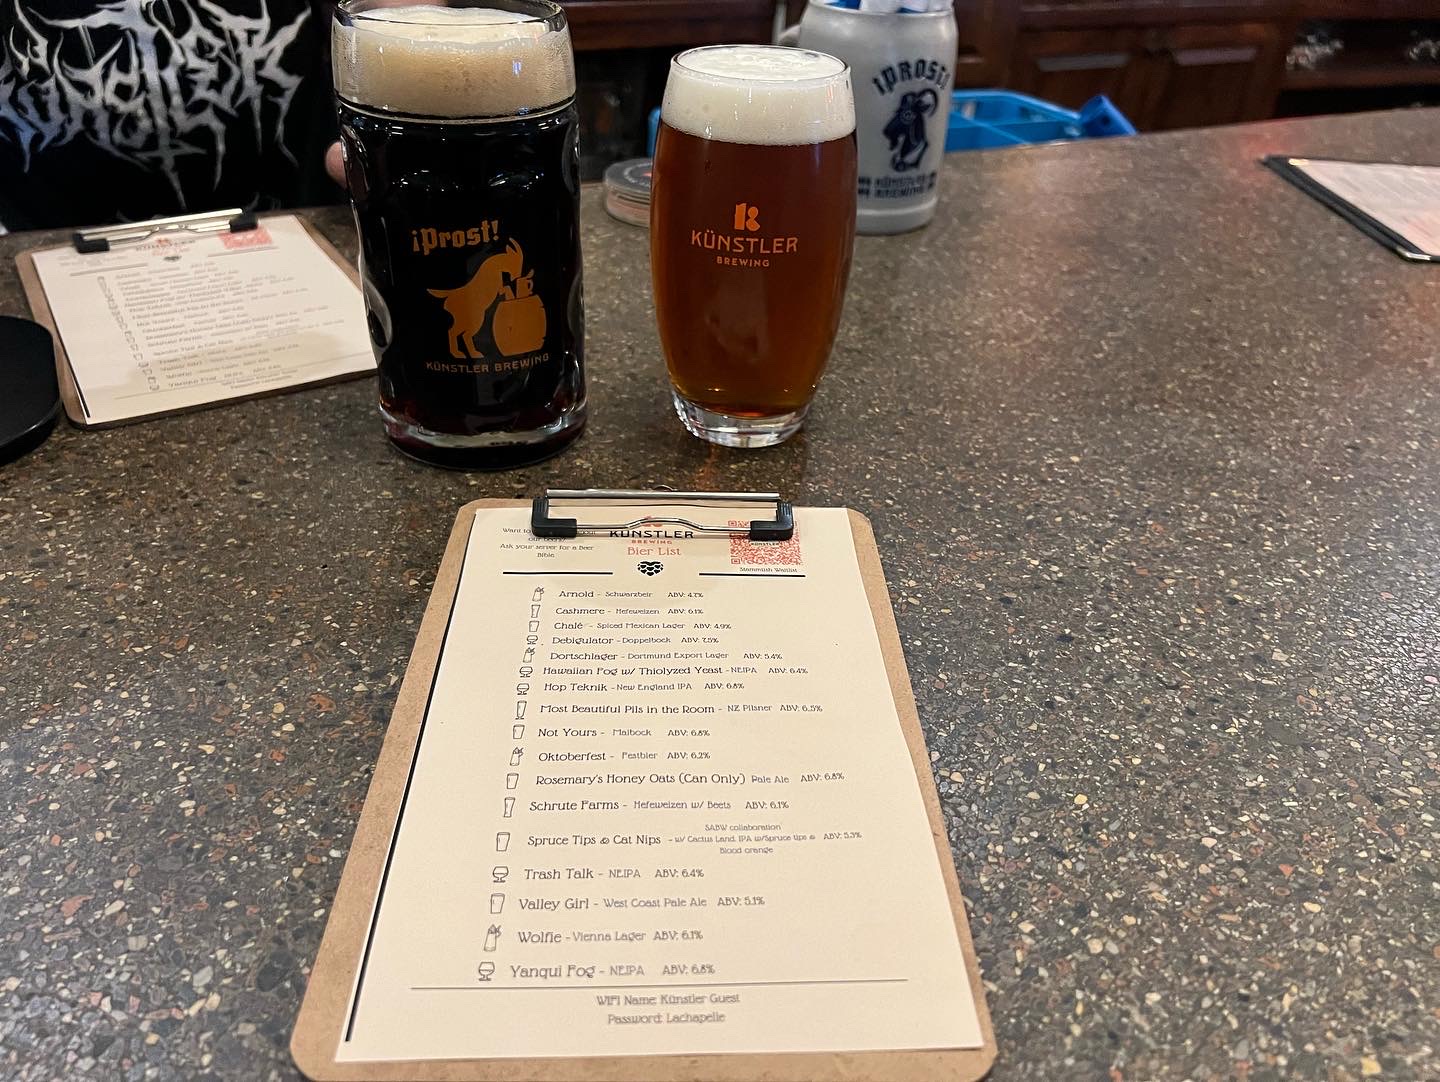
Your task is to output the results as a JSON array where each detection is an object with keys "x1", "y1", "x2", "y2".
[
  {"x1": 335, "y1": 506, "x2": 983, "y2": 1062},
  {"x1": 27, "y1": 215, "x2": 373, "y2": 425}
]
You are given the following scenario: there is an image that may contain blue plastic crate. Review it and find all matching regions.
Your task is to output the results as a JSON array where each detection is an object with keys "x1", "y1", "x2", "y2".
[
  {"x1": 942, "y1": 123, "x2": 1027, "y2": 153},
  {"x1": 953, "y1": 91, "x2": 1074, "y2": 126},
  {"x1": 946, "y1": 91, "x2": 1134, "y2": 153}
]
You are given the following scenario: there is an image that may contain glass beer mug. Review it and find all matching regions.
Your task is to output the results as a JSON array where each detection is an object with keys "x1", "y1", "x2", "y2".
[
  {"x1": 650, "y1": 45, "x2": 857, "y2": 447},
  {"x1": 333, "y1": 0, "x2": 586, "y2": 469}
]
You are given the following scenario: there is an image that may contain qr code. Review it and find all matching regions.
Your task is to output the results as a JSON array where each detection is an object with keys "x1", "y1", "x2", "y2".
[
  {"x1": 729, "y1": 521, "x2": 803, "y2": 566},
  {"x1": 221, "y1": 225, "x2": 273, "y2": 250}
]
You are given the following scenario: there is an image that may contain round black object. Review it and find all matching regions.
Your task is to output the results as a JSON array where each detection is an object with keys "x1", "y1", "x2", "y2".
[{"x1": 0, "y1": 316, "x2": 61, "y2": 465}]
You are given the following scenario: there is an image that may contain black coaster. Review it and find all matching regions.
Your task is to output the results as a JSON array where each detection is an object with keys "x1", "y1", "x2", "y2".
[{"x1": 0, "y1": 316, "x2": 61, "y2": 465}]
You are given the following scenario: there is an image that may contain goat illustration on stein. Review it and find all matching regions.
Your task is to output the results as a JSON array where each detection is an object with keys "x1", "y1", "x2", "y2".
[{"x1": 429, "y1": 239, "x2": 547, "y2": 361}]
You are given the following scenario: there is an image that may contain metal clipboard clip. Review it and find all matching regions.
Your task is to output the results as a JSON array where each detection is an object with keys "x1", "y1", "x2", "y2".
[
  {"x1": 71, "y1": 207, "x2": 259, "y2": 254},
  {"x1": 531, "y1": 489, "x2": 794, "y2": 542}
]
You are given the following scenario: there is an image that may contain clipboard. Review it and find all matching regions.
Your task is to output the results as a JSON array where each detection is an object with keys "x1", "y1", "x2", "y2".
[
  {"x1": 15, "y1": 209, "x2": 369, "y2": 428},
  {"x1": 1263, "y1": 155, "x2": 1440, "y2": 263},
  {"x1": 292, "y1": 495, "x2": 997, "y2": 1081}
]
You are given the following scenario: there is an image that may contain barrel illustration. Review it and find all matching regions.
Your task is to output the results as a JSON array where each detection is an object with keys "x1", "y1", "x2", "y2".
[{"x1": 493, "y1": 272, "x2": 546, "y2": 356}]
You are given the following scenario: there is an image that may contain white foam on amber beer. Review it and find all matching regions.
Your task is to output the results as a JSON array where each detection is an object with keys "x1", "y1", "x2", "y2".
[
  {"x1": 662, "y1": 45, "x2": 854, "y2": 146},
  {"x1": 333, "y1": 5, "x2": 575, "y2": 118}
]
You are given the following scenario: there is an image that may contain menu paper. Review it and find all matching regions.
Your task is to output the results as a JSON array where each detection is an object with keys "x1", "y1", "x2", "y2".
[
  {"x1": 338, "y1": 506, "x2": 982, "y2": 1062},
  {"x1": 1286, "y1": 158, "x2": 1440, "y2": 257},
  {"x1": 28, "y1": 215, "x2": 372, "y2": 425}
]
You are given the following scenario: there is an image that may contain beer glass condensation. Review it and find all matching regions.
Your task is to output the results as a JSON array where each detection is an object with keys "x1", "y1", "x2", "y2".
[
  {"x1": 333, "y1": 1, "x2": 585, "y2": 469},
  {"x1": 651, "y1": 46, "x2": 857, "y2": 447}
]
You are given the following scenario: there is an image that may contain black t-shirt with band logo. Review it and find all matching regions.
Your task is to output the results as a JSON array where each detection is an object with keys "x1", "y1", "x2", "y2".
[{"x1": 0, "y1": 0, "x2": 337, "y2": 230}]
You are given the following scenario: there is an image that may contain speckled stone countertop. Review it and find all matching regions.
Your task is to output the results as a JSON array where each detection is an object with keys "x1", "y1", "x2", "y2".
[{"x1": 3, "y1": 108, "x2": 1438, "y2": 1081}]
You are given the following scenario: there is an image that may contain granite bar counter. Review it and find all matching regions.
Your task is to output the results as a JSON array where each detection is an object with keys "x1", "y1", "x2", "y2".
[{"x1": 2, "y1": 109, "x2": 1437, "y2": 1081}]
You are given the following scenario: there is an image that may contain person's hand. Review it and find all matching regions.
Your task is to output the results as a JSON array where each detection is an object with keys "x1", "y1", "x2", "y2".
[{"x1": 325, "y1": 141, "x2": 347, "y2": 188}]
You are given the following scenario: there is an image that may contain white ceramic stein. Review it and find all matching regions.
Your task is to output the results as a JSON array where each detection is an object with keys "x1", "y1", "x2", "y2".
[{"x1": 779, "y1": 0, "x2": 957, "y2": 234}]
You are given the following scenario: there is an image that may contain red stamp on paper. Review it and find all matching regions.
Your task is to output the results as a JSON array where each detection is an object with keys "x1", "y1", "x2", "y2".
[
  {"x1": 729, "y1": 521, "x2": 803, "y2": 566},
  {"x1": 221, "y1": 225, "x2": 273, "y2": 250}
]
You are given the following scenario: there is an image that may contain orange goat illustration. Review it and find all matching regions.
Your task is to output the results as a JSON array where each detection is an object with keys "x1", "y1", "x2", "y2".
[{"x1": 429, "y1": 239, "x2": 527, "y2": 360}]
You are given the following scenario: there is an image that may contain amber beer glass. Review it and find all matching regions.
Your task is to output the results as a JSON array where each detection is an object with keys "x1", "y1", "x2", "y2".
[
  {"x1": 333, "y1": 0, "x2": 584, "y2": 468},
  {"x1": 651, "y1": 46, "x2": 856, "y2": 447}
]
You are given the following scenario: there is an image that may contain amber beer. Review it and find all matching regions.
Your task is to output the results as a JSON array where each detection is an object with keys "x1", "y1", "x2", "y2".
[
  {"x1": 651, "y1": 46, "x2": 857, "y2": 447},
  {"x1": 333, "y1": 0, "x2": 584, "y2": 469}
]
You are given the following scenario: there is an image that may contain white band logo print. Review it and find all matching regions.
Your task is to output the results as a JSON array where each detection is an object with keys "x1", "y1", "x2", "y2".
[{"x1": 0, "y1": 0, "x2": 310, "y2": 203}]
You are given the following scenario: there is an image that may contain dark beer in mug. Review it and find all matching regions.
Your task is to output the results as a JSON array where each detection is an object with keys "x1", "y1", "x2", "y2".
[
  {"x1": 650, "y1": 46, "x2": 856, "y2": 447},
  {"x1": 333, "y1": 1, "x2": 584, "y2": 469}
]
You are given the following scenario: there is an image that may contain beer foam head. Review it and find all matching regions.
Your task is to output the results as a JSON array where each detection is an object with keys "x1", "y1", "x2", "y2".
[
  {"x1": 333, "y1": 2, "x2": 575, "y2": 118},
  {"x1": 662, "y1": 45, "x2": 854, "y2": 146}
]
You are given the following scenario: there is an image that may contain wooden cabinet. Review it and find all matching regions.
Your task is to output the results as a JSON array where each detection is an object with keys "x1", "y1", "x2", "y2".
[
  {"x1": 558, "y1": 0, "x2": 1432, "y2": 158},
  {"x1": 1006, "y1": 20, "x2": 1288, "y2": 129},
  {"x1": 953, "y1": 0, "x2": 1023, "y2": 87},
  {"x1": 564, "y1": 0, "x2": 773, "y2": 51},
  {"x1": 559, "y1": 0, "x2": 1439, "y2": 130},
  {"x1": 1007, "y1": 28, "x2": 1151, "y2": 112},
  {"x1": 1140, "y1": 22, "x2": 1288, "y2": 128}
]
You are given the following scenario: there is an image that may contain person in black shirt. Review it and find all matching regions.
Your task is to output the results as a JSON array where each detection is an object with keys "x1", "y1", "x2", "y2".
[{"x1": 0, "y1": 0, "x2": 339, "y2": 229}]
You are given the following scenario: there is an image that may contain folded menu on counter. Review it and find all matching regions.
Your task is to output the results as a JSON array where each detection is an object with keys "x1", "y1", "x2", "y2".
[
  {"x1": 18, "y1": 213, "x2": 374, "y2": 427},
  {"x1": 292, "y1": 496, "x2": 995, "y2": 1082},
  {"x1": 1265, "y1": 156, "x2": 1440, "y2": 262}
]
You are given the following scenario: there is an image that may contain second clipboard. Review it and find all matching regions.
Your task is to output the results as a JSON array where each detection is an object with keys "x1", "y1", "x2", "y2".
[{"x1": 15, "y1": 211, "x2": 374, "y2": 429}]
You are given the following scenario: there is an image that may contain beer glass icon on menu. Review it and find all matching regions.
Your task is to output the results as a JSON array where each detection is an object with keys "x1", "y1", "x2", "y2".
[
  {"x1": 651, "y1": 46, "x2": 857, "y2": 447},
  {"x1": 332, "y1": 0, "x2": 586, "y2": 469}
]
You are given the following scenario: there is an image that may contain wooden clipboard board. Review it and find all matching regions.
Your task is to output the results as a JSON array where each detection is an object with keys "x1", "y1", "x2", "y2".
[
  {"x1": 292, "y1": 499, "x2": 997, "y2": 1081},
  {"x1": 14, "y1": 214, "x2": 369, "y2": 429}
]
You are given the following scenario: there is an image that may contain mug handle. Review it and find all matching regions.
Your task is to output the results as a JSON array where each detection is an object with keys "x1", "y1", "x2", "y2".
[{"x1": 775, "y1": 23, "x2": 801, "y2": 46}]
